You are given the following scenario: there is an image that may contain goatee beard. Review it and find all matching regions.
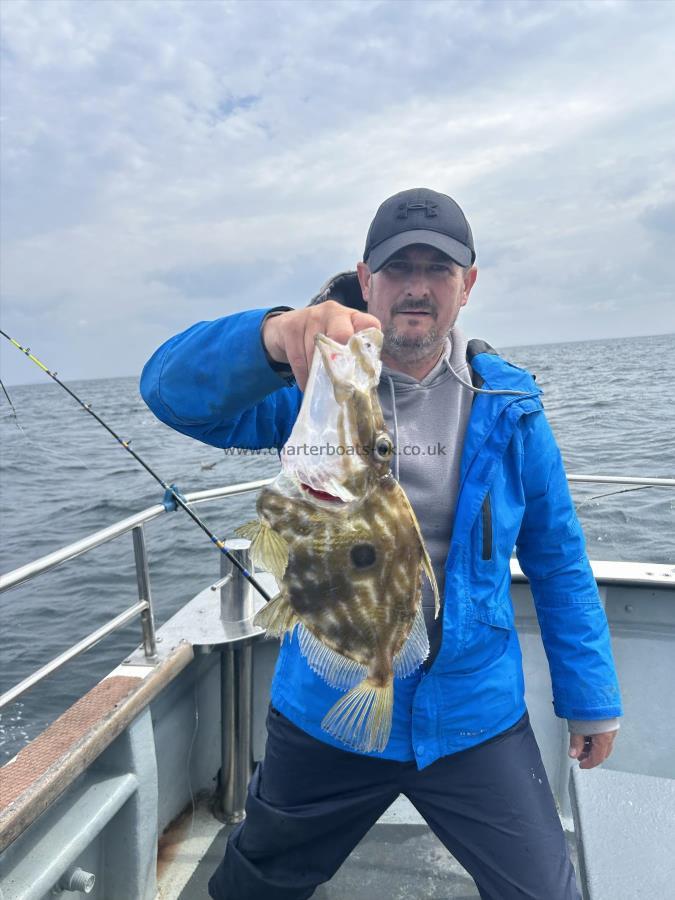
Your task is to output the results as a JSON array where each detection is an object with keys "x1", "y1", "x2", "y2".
[{"x1": 382, "y1": 323, "x2": 446, "y2": 364}]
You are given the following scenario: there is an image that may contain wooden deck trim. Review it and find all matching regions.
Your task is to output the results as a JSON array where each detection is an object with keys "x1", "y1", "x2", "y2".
[{"x1": 0, "y1": 641, "x2": 194, "y2": 851}]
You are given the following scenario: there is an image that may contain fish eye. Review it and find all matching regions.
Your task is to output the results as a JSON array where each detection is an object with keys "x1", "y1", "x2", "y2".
[
  {"x1": 351, "y1": 542, "x2": 377, "y2": 568},
  {"x1": 373, "y1": 433, "x2": 393, "y2": 461}
]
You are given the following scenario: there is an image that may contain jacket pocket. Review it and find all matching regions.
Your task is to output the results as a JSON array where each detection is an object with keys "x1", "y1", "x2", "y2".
[
  {"x1": 473, "y1": 598, "x2": 513, "y2": 632},
  {"x1": 481, "y1": 493, "x2": 493, "y2": 561},
  {"x1": 444, "y1": 611, "x2": 512, "y2": 675}
]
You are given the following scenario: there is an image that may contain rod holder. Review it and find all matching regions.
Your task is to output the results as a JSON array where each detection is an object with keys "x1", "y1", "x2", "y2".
[{"x1": 219, "y1": 538, "x2": 257, "y2": 623}]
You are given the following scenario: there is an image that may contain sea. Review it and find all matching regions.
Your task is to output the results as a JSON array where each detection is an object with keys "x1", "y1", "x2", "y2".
[{"x1": 1, "y1": 332, "x2": 673, "y2": 761}]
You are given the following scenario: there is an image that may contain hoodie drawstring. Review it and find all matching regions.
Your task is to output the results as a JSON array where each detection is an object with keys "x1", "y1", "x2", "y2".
[
  {"x1": 442, "y1": 352, "x2": 531, "y2": 397},
  {"x1": 384, "y1": 347, "x2": 531, "y2": 482},
  {"x1": 386, "y1": 375, "x2": 400, "y2": 482}
]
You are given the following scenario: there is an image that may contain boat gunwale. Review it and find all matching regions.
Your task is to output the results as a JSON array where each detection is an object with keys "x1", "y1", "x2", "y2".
[{"x1": 0, "y1": 642, "x2": 193, "y2": 853}]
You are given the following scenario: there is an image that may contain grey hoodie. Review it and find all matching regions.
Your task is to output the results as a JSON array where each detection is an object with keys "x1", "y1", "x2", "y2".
[{"x1": 378, "y1": 326, "x2": 472, "y2": 642}]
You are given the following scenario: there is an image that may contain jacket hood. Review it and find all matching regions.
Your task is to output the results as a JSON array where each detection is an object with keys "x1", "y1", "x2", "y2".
[{"x1": 469, "y1": 346, "x2": 541, "y2": 396}]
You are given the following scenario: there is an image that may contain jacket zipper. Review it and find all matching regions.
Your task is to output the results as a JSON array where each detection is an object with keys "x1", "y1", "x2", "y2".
[
  {"x1": 456, "y1": 391, "x2": 540, "y2": 500},
  {"x1": 481, "y1": 493, "x2": 493, "y2": 561}
]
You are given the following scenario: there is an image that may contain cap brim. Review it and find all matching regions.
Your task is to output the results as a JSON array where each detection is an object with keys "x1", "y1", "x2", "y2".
[{"x1": 366, "y1": 230, "x2": 474, "y2": 272}]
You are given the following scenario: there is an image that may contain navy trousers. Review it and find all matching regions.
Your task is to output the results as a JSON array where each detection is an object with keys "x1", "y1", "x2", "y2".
[{"x1": 208, "y1": 706, "x2": 580, "y2": 900}]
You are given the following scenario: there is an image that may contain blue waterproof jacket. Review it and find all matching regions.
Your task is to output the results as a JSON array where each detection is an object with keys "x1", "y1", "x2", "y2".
[{"x1": 140, "y1": 308, "x2": 623, "y2": 769}]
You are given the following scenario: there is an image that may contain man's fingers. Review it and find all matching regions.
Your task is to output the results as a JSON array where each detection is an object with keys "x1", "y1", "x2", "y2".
[
  {"x1": 328, "y1": 308, "x2": 380, "y2": 341},
  {"x1": 303, "y1": 321, "x2": 318, "y2": 392},
  {"x1": 570, "y1": 731, "x2": 618, "y2": 770},
  {"x1": 568, "y1": 734, "x2": 586, "y2": 760},
  {"x1": 285, "y1": 319, "x2": 311, "y2": 392},
  {"x1": 579, "y1": 741, "x2": 606, "y2": 769},
  {"x1": 299, "y1": 305, "x2": 381, "y2": 390},
  {"x1": 351, "y1": 310, "x2": 381, "y2": 333},
  {"x1": 323, "y1": 306, "x2": 377, "y2": 345},
  {"x1": 269, "y1": 301, "x2": 384, "y2": 391},
  {"x1": 324, "y1": 317, "x2": 355, "y2": 346}
]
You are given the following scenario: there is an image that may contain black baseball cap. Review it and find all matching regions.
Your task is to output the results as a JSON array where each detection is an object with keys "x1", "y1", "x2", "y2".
[{"x1": 363, "y1": 187, "x2": 475, "y2": 272}]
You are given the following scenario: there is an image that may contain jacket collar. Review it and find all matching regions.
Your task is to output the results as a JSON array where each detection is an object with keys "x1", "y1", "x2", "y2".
[{"x1": 458, "y1": 350, "x2": 543, "y2": 510}]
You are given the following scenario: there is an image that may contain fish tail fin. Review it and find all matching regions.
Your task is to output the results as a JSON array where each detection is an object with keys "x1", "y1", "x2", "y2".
[
  {"x1": 253, "y1": 593, "x2": 299, "y2": 638},
  {"x1": 234, "y1": 519, "x2": 289, "y2": 584},
  {"x1": 322, "y1": 677, "x2": 393, "y2": 753}
]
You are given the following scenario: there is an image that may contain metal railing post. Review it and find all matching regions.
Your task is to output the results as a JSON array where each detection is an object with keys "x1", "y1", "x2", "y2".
[
  {"x1": 220, "y1": 643, "x2": 253, "y2": 822},
  {"x1": 219, "y1": 539, "x2": 255, "y2": 822},
  {"x1": 132, "y1": 525, "x2": 157, "y2": 661}
]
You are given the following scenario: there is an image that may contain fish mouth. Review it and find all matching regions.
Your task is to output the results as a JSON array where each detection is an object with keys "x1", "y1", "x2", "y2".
[{"x1": 300, "y1": 483, "x2": 344, "y2": 503}]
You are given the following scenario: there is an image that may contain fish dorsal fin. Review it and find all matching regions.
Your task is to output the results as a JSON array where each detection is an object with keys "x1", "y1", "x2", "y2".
[
  {"x1": 234, "y1": 519, "x2": 289, "y2": 584},
  {"x1": 422, "y1": 551, "x2": 441, "y2": 620},
  {"x1": 392, "y1": 603, "x2": 429, "y2": 678},
  {"x1": 396, "y1": 487, "x2": 441, "y2": 619},
  {"x1": 297, "y1": 623, "x2": 368, "y2": 690}
]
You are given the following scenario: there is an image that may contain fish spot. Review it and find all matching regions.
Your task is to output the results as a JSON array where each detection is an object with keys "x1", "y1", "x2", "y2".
[
  {"x1": 350, "y1": 542, "x2": 377, "y2": 569},
  {"x1": 289, "y1": 571, "x2": 352, "y2": 615}
]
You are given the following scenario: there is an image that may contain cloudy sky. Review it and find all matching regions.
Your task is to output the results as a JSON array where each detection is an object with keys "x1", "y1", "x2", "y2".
[{"x1": 1, "y1": 0, "x2": 674, "y2": 384}]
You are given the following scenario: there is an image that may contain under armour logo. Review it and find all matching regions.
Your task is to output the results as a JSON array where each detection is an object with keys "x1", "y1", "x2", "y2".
[{"x1": 396, "y1": 200, "x2": 438, "y2": 219}]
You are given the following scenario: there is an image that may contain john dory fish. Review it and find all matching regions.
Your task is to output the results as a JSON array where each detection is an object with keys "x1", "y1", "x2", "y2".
[{"x1": 237, "y1": 328, "x2": 439, "y2": 753}]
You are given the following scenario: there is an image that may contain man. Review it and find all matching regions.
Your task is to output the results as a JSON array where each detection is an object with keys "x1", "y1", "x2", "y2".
[{"x1": 141, "y1": 188, "x2": 622, "y2": 899}]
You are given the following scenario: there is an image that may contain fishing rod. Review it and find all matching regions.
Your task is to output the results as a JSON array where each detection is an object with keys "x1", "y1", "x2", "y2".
[{"x1": 0, "y1": 329, "x2": 274, "y2": 604}]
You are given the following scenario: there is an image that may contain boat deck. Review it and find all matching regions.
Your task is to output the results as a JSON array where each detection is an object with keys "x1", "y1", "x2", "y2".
[
  {"x1": 2, "y1": 475, "x2": 674, "y2": 899},
  {"x1": 157, "y1": 796, "x2": 580, "y2": 899}
]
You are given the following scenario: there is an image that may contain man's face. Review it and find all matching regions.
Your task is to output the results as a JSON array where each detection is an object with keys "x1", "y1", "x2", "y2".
[{"x1": 356, "y1": 244, "x2": 477, "y2": 366}]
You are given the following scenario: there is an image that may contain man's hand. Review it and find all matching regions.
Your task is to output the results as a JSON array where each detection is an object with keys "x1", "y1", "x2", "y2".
[
  {"x1": 568, "y1": 731, "x2": 618, "y2": 770},
  {"x1": 262, "y1": 300, "x2": 381, "y2": 391}
]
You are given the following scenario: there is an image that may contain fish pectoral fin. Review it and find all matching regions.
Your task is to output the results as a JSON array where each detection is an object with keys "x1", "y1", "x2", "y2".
[
  {"x1": 321, "y1": 677, "x2": 393, "y2": 753},
  {"x1": 253, "y1": 593, "x2": 299, "y2": 638},
  {"x1": 234, "y1": 519, "x2": 289, "y2": 583},
  {"x1": 255, "y1": 525, "x2": 290, "y2": 584},
  {"x1": 234, "y1": 519, "x2": 260, "y2": 541},
  {"x1": 392, "y1": 603, "x2": 429, "y2": 678}
]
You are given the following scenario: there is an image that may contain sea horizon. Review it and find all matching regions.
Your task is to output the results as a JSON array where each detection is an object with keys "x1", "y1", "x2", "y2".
[{"x1": 2, "y1": 328, "x2": 674, "y2": 389}]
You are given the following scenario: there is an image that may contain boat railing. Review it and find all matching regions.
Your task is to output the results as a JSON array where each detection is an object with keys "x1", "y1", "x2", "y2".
[
  {"x1": 1, "y1": 473, "x2": 673, "y2": 713},
  {"x1": 0, "y1": 478, "x2": 272, "y2": 710}
]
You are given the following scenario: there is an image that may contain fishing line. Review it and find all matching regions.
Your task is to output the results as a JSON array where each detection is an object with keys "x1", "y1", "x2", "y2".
[
  {"x1": 0, "y1": 379, "x2": 16, "y2": 415},
  {"x1": 575, "y1": 484, "x2": 654, "y2": 510},
  {"x1": 0, "y1": 329, "x2": 274, "y2": 604},
  {"x1": 0, "y1": 377, "x2": 90, "y2": 468}
]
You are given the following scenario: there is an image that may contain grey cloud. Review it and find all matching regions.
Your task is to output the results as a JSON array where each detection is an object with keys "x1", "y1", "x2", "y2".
[
  {"x1": 1, "y1": 0, "x2": 674, "y2": 385},
  {"x1": 640, "y1": 202, "x2": 675, "y2": 235},
  {"x1": 151, "y1": 255, "x2": 339, "y2": 309}
]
